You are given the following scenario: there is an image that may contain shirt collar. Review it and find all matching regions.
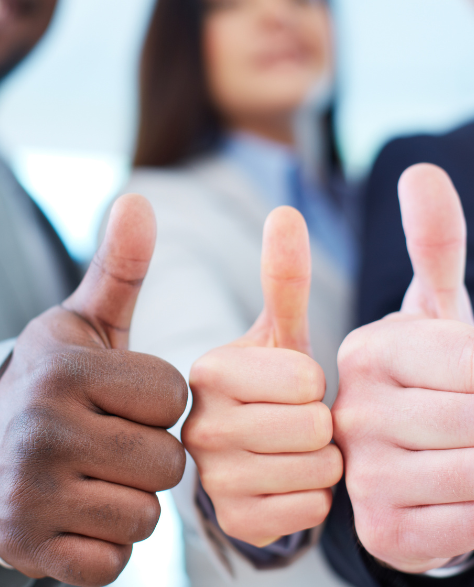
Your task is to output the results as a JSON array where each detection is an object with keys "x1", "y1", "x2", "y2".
[{"x1": 222, "y1": 131, "x2": 298, "y2": 209}]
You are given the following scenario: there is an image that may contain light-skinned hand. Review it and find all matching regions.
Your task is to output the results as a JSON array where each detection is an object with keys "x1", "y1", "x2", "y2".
[
  {"x1": 0, "y1": 195, "x2": 187, "y2": 586},
  {"x1": 333, "y1": 163, "x2": 474, "y2": 573},
  {"x1": 182, "y1": 206, "x2": 343, "y2": 548}
]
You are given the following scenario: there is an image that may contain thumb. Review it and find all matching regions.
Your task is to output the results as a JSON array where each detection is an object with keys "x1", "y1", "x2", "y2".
[
  {"x1": 399, "y1": 163, "x2": 473, "y2": 323},
  {"x1": 63, "y1": 193, "x2": 156, "y2": 349},
  {"x1": 246, "y1": 206, "x2": 312, "y2": 355}
]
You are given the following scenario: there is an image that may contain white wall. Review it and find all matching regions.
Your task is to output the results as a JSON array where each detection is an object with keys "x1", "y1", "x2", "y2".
[{"x1": 335, "y1": 0, "x2": 474, "y2": 175}]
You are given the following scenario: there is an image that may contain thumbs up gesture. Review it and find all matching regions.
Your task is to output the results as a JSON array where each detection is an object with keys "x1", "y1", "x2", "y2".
[
  {"x1": 0, "y1": 195, "x2": 187, "y2": 586},
  {"x1": 333, "y1": 164, "x2": 474, "y2": 573},
  {"x1": 182, "y1": 207, "x2": 343, "y2": 548}
]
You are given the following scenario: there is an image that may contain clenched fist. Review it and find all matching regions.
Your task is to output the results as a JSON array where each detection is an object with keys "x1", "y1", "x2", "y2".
[
  {"x1": 333, "y1": 164, "x2": 474, "y2": 573},
  {"x1": 182, "y1": 207, "x2": 343, "y2": 548},
  {"x1": 0, "y1": 195, "x2": 187, "y2": 586}
]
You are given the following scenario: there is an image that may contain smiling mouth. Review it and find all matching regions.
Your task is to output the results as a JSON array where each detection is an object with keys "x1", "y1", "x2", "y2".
[{"x1": 256, "y1": 51, "x2": 308, "y2": 70}]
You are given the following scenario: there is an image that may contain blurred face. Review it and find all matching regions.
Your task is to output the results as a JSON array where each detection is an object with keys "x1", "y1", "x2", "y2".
[
  {"x1": 0, "y1": 0, "x2": 58, "y2": 81},
  {"x1": 203, "y1": 0, "x2": 333, "y2": 133}
]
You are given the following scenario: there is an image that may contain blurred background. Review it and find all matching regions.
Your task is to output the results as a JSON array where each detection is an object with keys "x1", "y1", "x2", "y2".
[
  {"x1": 2, "y1": 0, "x2": 474, "y2": 262},
  {"x1": 1, "y1": 0, "x2": 474, "y2": 584}
]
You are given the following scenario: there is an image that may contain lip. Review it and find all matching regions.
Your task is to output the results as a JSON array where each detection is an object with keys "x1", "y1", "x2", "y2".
[{"x1": 254, "y1": 47, "x2": 310, "y2": 69}]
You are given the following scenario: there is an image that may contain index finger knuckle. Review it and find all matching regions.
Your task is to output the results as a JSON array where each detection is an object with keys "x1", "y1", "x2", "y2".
[
  {"x1": 337, "y1": 323, "x2": 379, "y2": 382},
  {"x1": 293, "y1": 354, "x2": 326, "y2": 404},
  {"x1": 189, "y1": 352, "x2": 223, "y2": 396},
  {"x1": 454, "y1": 330, "x2": 474, "y2": 392}
]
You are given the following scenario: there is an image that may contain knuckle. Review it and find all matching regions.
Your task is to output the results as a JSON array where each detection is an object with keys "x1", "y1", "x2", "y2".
[
  {"x1": 90, "y1": 547, "x2": 130, "y2": 587},
  {"x1": 164, "y1": 437, "x2": 186, "y2": 488},
  {"x1": 332, "y1": 399, "x2": 361, "y2": 447},
  {"x1": 130, "y1": 496, "x2": 161, "y2": 543},
  {"x1": 355, "y1": 506, "x2": 404, "y2": 564},
  {"x1": 189, "y1": 352, "x2": 222, "y2": 395},
  {"x1": 0, "y1": 524, "x2": 38, "y2": 564},
  {"x1": 152, "y1": 360, "x2": 189, "y2": 426},
  {"x1": 51, "y1": 544, "x2": 130, "y2": 587},
  {"x1": 337, "y1": 329, "x2": 364, "y2": 373},
  {"x1": 217, "y1": 507, "x2": 265, "y2": 546},
  {"x1": 337, "y1": 323, "x2": 379, "y2": 382},
  {"x1": 346, "y1": 453, "x2": 398, "y2": 511},
  {"x1": 182, "y1": 413, "x2": 219, "y2": 453},
  {"x1": 170, "y1": 371, "x2": 189, "y2": 422},
  {"x1": 309, "y1": 402, "x2": 333, "y2": 449},
  {"x1": 294, "y1": 355, "x2": 326, "y2": 403},
  {"x1": 35, "y1": 351, "x2": 92, "y2": 400},
  {"x1": 309, "y1": 489, "x2": 332, "y2": 526},
  {"x1": 455, "y1": 331, "x2": 474, "y2": 392},
  {"x1": 346, "y1": 465, "x2": 378, "y2": 506},
  {"x1": 215, "y1": 503, "x2": 246, "y2": 540},
  {"x1": 200, "y1": 466, "x2": 234, "y2": 498},
  {"x1": 7, "y1": 407, "x2": 72, "y2": 465},
  {"x1": 322, "y1": 444, "x2": 344, "y2": 485}
]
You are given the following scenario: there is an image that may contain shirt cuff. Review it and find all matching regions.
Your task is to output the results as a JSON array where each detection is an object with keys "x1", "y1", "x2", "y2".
[
  {"x1": 0, "y1": 338, "x2": 15, "y2": 378},
  {"x1": 424, "y1": 552, "x2": 474, "y2": 578},
  {"x1": 196, "y1": 479, "x2": 310, "y2": 567}
]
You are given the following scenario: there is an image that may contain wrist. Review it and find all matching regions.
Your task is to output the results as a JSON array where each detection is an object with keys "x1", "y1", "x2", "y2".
[{"x1": 368, "y1": 551, "x2": 474, "y2": 580}]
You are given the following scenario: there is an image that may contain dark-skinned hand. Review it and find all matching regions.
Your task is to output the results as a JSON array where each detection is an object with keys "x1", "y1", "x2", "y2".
[{"x1": 0, "y1": 194, "x2": 187, "y2": 586}]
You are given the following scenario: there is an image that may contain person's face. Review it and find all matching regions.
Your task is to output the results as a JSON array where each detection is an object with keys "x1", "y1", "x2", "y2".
[
  {"x1": 0, "y1": 0, "x2": 58, "y2": 81},
  {"x1": 203, "y1": 0, "x2": 333, "y2": 127}
]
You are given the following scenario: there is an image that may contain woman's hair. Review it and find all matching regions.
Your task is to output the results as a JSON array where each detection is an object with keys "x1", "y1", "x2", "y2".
[{"x1": 134, "y1": 0, "x2": 341, "y2": 174}]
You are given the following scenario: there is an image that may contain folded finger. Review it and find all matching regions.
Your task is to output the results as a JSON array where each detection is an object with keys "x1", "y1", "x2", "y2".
[
  {"x1": 37, "y1": 534, "x2": 132, "y2": 587},
  {"x1": 235, "y1": 402, "x2": 332, "y2": 453},
  {"x1": 378, "y1": 389, "x2": 474, "y2": 451},
  {"x1": 216, "y1": 489, "x2": 332, "y2": 545},
  {"x1": 382, "y1": 448, "x2": 474, "y2": 508},
  {"x1": 202, "y1": 444, "x2": 342, "y2": 497},
  {"x1": 357, "y1": 318, "x2": 474, "y2": 394},
  {"x1": 57, "y1": 479, "x2": 160, "y2": 545},
  {"x1": 67, "y1": 414, "x2": 185, "y2": 493},
  {"x1": 375, "y1": 502, "x2": 474, "y2": 566},
  {"x1": 69, "y1": 348, "x2": 187, "y2": 428},
  {"x1": 191, "y1": 346, "x2": 325, "y2": 404}
]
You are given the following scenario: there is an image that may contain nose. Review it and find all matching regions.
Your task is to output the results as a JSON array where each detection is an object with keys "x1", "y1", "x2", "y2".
[{"x1": 256, "y1": 0, "x2": 299, "y2": 30}]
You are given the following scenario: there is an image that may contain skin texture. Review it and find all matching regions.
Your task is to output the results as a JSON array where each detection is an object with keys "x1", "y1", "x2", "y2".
[
  {"x1": 182, "y1": 207, "x2": 343, "y2": 547},
  {"x1": 0, "y1": 0, "x2": 58, "y2": 80},
  {"x1": 203, "y1": 0, "x2": 333, "y2": 144},
  {"x1": 333, "y1": 164, "x2": 474, "y2": 573},
  {"x1": 0, "y1": 195, "x2": 187, "y2": 586}
]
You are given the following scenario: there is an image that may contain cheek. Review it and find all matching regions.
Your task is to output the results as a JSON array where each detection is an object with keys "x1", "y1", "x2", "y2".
[
  {"x1": 301, "y1": 11, "x2": 334, "y2": 78},
  {"x1": 203, "y1": 20, "x2": 254, "y2": 111}
]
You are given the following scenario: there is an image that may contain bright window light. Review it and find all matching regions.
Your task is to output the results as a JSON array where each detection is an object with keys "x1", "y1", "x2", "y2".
[{"x1": 11, "y1": 148, "x2": 129, "y2": 262}]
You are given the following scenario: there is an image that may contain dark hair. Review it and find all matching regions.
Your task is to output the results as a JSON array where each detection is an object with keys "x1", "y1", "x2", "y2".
[{"x1": 134, "y1": 0, "x2": 341, "y2": 174}]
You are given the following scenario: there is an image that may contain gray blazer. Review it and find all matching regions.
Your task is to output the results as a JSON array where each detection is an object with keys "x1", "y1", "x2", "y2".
[
  {"x1": 0, "y1": 157, "x2": 79, "y2": 586},
  {"x1": 0, "y1": 157, "x2": 79, "y2": 340}
]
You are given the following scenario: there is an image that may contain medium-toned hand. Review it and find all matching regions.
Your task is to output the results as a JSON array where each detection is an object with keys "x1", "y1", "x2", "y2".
[
  {"x1": 333, "y1": 164, "x2": 474, "y2": 573},
  {"x1": 182, "y1": 206, "x2": 343, "y2": 548},
  {"x1": 0, "y1": 195, "x2": 187, "y2": 586}
]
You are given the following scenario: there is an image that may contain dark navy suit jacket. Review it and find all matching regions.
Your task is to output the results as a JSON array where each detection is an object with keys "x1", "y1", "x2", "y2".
[{"x1": 322, "y1": 120, "x2": 474, "y2": 587}]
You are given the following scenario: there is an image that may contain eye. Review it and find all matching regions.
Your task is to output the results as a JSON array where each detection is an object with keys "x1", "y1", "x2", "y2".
[
  {"x1": 203, "y1": 0, "x2": 243, "y2": 13},
  {"x1": 291, "y1": 0, "x2": 325, "y2": 5}
]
